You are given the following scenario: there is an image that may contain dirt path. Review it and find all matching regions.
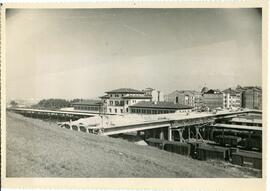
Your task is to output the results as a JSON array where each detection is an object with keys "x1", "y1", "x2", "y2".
[{"x1": 6, "y1": 112, "x2": 261, "y2": 177}]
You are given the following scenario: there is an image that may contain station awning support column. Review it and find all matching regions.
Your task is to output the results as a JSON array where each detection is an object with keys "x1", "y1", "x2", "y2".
[{"x1": 168, "y1": 126, "x2": 172, "y2": 141}]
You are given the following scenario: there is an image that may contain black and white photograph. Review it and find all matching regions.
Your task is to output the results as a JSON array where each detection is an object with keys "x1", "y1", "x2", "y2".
[{"x1": 1, "y1": 3, "x2": 267, "y2": 190}]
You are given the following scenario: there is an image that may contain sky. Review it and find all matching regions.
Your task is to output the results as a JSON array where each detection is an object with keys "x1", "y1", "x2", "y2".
[{"x1": 6, "y1": 8, "x2": 262, "y2": 100}]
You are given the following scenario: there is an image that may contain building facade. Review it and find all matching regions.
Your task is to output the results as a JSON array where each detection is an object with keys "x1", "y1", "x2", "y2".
[
  {"x1": 237, "y1": 87, "x2": 262, "y2": 110},
  {"x1": 143, "y1": 88, "x2": 164, "y2": 102},
  {"x1": 72, "y1": 100, "x2": 104, "y2": 113},
  {"x1": 165, "y1": 90, "x2": 202, "y2": 108},
  {"x1": 222, "y1": 88, "x2": 242, "y2": 109},
  {"x1": 202, "y1": 89, "x2": 224, "y2": 109},
  {"x1": 129, "y1": 101, "x2": 193, "y2": 115},
  {"x1": 100, "y1": 88, "x2": 152, "y2": 114}
]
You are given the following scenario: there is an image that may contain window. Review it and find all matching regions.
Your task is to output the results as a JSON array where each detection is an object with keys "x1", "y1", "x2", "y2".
[
  {"x1": 115, "y1": 108, "x2": 117, "y2": 113},
  {"x1": 120, "y1": 109, "x2": 123, "y2": 113},
  {"x1": 126, "y1": 101, "x2": 129, "y2": 105},
  {"x1": 126, "y1": 108, "x2": 128, "y2": 112},
  {"x1": 109, "y1": 108, "x2": 112, "y2": 113},
  {"x1": 176, "y1": 96, "x2": 179, "y2": 103}
]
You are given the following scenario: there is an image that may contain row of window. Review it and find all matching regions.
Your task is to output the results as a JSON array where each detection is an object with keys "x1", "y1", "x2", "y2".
[
  {"x1": 130, "y1": 108, "x2": 176, "y2": 115},
  {"x1": 74, "y1": 106, "x2": 100, "y2": 111},
  {"x1": 108, "y1": 100, "x2": 138, "y2": 106},
  {"x1": 109, "y1": 100, "x2": 126, "y2": 106},
  {"x1": 109, "y1": 93, "x2": 143, "y2": 98},
  {"x1": 108, "y1": 108, "x2": 129, "y2": 113}
]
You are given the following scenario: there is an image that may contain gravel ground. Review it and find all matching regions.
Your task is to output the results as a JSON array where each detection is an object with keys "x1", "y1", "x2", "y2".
[{"x1": 6, "y1": 112, "x2": 261, "y2": 177}]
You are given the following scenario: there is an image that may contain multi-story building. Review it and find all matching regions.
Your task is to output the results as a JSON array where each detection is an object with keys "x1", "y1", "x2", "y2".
[
  {"x1": 129, "y1": 101, "x2": 193, "y2": 115},
  {"x1": 143, "y1": 88, "x2": 164, "y2": 102},
  {"x1": 165, "y1": 90, "x2": 202, "y2": 108},
  {"x1": 222, "y1": 88, "x2": 242, "y2": 109},
  {"x1": 99, "y1": 88, "x2": 152, "y2": 114},
  {"x1": 236, "y1": 86, "x2": 262, "y2": 110},
  {"x1": 202, "y1": 89, "x2": 224, "y2": 109}
]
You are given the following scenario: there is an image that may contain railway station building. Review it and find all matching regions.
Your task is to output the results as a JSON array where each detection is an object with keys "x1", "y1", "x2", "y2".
[
  {"x1": 72, "y1": 100, "x2": 104, "y2": 113},
  {"x1": 100, "y1": 88, "x2": 152, "y2": 114},
  {"x1": 129, "y1": 101, "x2": 193, "y2": 114}
]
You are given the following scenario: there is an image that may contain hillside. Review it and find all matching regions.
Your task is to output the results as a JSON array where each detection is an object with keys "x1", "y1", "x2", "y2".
[{"x1": 6, "y1": 112, "x2": 261, "y2": 177}]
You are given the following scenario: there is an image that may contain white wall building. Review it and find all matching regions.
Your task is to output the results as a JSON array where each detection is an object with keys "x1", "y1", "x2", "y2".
[
  {"x1": 222, "y1": 88, "x2": 242, "y2": 109},
  {"x1": 143, "y1": 88, "x2": 164, "y2": 102},
  {"x1": 100, "y1": 88, "x2": 152, "y2": 114}
]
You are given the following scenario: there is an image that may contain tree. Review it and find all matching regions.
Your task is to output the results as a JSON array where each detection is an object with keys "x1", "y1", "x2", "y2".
[
  {"x1": 201, "y1": 87, "x2": 208, "y2": 94},
  {"x1": 10, "y1": 100, "x2": 18, "y2": 107},
  {"x1": 32, "y1": 99, "x2": 71, "y2": 109}
]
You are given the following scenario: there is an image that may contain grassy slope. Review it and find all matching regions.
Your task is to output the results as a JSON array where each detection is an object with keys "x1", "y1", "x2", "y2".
[{"x1": 6, "y1": 112, "x2": 261, "y2": 177}]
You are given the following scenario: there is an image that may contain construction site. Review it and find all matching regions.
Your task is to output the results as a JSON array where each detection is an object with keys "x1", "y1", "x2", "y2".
[{"x1": 7, "y1": 106, "x2": 263, "y2": 174}]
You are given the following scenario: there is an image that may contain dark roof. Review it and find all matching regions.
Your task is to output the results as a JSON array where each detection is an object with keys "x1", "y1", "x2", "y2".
[
  {"x1": 236, "y1": 86, "x2": 262, "y2": 92},
  {"x1": 122, "y1": 95, "x2": 152, "y2": 99},
  {"x1": 204, "y1": 89, "x2": 222, "y2": 94},
  {"x1": 143, "y1": 88, "x2": 155, "y2": 92},
  {"x1": 176, "y1": 90, "x2": 200, "y2": 95},
  {"x1": 106, "y1": 88, "x2": 144, "y2": 94},
  {"x1": 222, "y1": 88, "x2": 240, "y2": 95},
  {"x1": 72, "y1": 100, "x2": 103, "y2": 106},
  {"x1": 99, "y1": 95, "x2": 110, "y2": 99},
  {"x1": 129, "y1": 101, "x2": 193, "y2": 109}
]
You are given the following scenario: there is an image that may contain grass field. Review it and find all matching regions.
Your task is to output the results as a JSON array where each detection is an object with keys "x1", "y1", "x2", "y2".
[{"x1": 6, "y1": 112, "x2": 261, "y2": 177}]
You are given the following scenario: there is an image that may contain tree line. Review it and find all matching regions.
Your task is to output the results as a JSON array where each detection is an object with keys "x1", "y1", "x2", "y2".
[
  {"x1": 32, "y1": 98, "x2": 84, "y2": 109},
  {"x1": 9, "y1": 99, "x2": 84, "y2": 110}
]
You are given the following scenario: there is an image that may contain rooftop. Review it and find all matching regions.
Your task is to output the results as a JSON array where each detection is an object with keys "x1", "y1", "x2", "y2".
[
  {"x1": 222, "y1": 88, "x2": 240, "y2": 95},
  {"x1": 204, "y1": 89, "x2": 223, "y2": 94},
  {"x1": 236, "y1": 86, "x2": 262, "y2": 92},
  {"x1": 129, "y1": 101, "x2": 193, "y2": 109},
  {"x1": 176, "y1": 90, "x2": 201, "y2": 95},
  {"x1": 106, "y1": 88, "x2": 144, "y2": 94},
  {"x1": 122, "y1": 95, "x2": 152, "y2": 99},
  {"x1": 99, "y1": 95, "x2": 110, "y2": 99}
]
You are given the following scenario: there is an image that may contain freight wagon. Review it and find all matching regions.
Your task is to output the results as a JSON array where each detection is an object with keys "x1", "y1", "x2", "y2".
[
  {"x1": 145, "y1": 138, "x2": 166, "y2": 149},
  {"x1": 214, "y1": 135, "x2": 241, "y2": 146},
  {"x1": 238, "y1": 138, "x2": 262, "y2": 151},
  {"x1": 196, "y1": 144, "x2": 229, "y2": 161},
  {"x1": 231, "y1": 150, "x2": 262, "y2": 170},
  {"x1": 163, "y1": 141, "x2": 192, "y2": 156}
]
